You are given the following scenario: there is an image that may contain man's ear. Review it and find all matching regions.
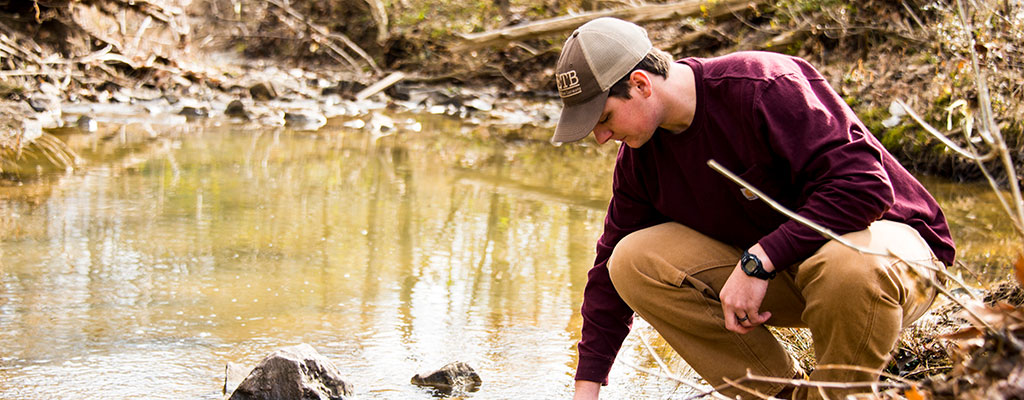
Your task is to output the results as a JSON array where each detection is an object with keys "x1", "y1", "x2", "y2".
[{"x1": 629, "y1": 70, "x2": 653, "y2": 97}]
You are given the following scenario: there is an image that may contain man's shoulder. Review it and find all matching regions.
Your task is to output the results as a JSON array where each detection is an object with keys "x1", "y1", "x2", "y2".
[{"x1": 689, "y1": 51, "x2": 816, "y2": 82}]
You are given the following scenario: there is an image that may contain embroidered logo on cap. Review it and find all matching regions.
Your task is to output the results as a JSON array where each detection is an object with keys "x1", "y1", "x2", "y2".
[{"x1": 556, "y1": 70, "x2": 581, "y2": 98}]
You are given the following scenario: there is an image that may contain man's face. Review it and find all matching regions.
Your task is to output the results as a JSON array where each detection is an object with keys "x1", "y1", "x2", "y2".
[{"x1": 590, "y1": 86, "x2": 659, "y2": 149}]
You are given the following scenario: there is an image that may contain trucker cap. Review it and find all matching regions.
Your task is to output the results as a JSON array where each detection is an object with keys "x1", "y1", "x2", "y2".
[{"x1": 552, "y1": 17, "x2": 652, "y2": 143}]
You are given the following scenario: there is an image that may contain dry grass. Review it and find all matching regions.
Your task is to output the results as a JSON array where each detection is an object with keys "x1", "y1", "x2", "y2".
[{"x1": 0, "y1": 132, "x2": 77, "y2": 176}]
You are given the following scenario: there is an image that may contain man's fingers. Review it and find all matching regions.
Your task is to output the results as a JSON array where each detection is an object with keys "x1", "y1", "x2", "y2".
[
  {"x1": 726, "y1": 309, "x2": 770, "y2": 333},
  {"x1": 724, "y1": 308, "x2": 737, "y2": 327}
]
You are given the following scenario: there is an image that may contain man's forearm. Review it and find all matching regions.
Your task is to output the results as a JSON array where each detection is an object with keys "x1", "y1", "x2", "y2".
[{"x1": 574, "y1": 380, "x2": 601, "y2": 399}]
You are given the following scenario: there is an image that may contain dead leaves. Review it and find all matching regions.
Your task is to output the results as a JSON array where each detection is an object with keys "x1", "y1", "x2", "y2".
[{"x1": 926, "y1": 281, "x2": 1024, "y2": 399}]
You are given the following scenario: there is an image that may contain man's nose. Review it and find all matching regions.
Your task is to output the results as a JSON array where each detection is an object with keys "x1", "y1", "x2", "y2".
[{"x1": 593, "y1": 126, "x2": 613, "y2": 144}]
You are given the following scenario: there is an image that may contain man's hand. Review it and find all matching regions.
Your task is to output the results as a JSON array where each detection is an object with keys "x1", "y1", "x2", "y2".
[
  {"x1": 574, "y1": 380, "x2": 601, "y2": 400},
  {"x1": 719, "y1": 244, "x2": 774, "y2": 334}
]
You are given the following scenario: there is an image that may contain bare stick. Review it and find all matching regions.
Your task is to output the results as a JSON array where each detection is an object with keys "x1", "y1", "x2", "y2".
[
  {"x1": 894, "y1": 99, "x2": 994, "y2": 162},
  {"x1": 618, "y1": 360, "x2": 732, "y2": 400},
  {"x1": 355, "y1": 71, "x2": 406, "y2": 101},
  {"x1": 636, "y1": 326, "x2": 673, "y2": 376},
  {"x1": 721, "y1": 375, "x2": 772, "y2": 399},
  {"x1": 901, "y1": 0, "x2": 927, "y2": 32},
  {"x1": 814, "y1": 364, "x2": 912, "y2": 384},
  {"x1": 740, "y1": 370, "x2": 909, "y2": 391},
  {"x1": 707, "y1": 160, "x2": 863, "y2": 251}
]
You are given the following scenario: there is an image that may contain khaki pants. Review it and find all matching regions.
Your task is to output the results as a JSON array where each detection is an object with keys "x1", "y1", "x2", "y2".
[{"x1": 608, "y1": 220, "x2": 940, "y2": 399}]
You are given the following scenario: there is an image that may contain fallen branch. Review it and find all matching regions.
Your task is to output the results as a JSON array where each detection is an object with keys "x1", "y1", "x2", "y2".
[
  {"x1": 363, "y1": 0, "x2": 389, "y2": 45},
  {"x1": 263, "y1": 0, "x2": 381, "y2": 75},
  {"x1": 355, "y1": 71, "x2": 406, "y2": 101},
  {"x1": 453, "y1": 0, "x2": 765, "y2": 51}
]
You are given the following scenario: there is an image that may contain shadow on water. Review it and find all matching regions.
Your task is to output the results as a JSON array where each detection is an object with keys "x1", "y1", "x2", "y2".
[{"x1": 0, "y1": 113, "x2": 1017, "y2": 399}]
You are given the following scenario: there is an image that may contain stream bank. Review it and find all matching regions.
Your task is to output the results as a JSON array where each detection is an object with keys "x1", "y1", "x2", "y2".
[{"x1": 1, "y1": 0, "x2": 1021, "y2": 184}]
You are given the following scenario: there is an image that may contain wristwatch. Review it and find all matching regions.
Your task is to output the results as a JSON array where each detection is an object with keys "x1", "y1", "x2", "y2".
[{"x1": 740, "y1": 251, "x2": 776, "y2": 280}]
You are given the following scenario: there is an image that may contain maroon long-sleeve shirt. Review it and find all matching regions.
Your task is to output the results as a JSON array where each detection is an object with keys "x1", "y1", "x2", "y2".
[{"x1": 576, "y1": 51, "x2": 956, "y2": 383}]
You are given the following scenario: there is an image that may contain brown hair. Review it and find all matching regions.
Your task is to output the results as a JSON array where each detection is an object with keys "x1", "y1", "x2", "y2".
[{"x1": 608, "y1": 48, "x2": 674, "y2": 99}]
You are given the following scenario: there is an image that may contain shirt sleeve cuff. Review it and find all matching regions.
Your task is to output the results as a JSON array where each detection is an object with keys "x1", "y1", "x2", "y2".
[
  {"x1": 759, "y1": 230, "x2": 800, "y2": 272},
  {"x1": 575, "y1": 355, "x2": 614, "y2": 385}
]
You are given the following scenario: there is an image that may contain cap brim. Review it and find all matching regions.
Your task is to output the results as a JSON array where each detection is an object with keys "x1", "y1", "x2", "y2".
[{"x1": 551, "y1": 91, "x2": 609, "y2": 144}]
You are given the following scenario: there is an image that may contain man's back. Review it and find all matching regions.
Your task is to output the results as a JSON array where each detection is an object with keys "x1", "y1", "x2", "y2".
[{"x1": 604, "y1": 51, "x2": 955, "y2": 269}]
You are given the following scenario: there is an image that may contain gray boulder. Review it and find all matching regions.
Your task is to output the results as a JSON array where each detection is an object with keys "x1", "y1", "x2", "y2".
[
  {"x1": 228, "y1": 343, "x2": 354, "y2": 400},
  {"x1": 411, "y1": 361, "x2": 482, "y2": 394}
]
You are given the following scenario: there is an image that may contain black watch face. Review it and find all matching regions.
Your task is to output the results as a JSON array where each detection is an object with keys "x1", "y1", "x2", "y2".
[{"x1": 742, "y1": 258, "x2": 757, "y2": 273}]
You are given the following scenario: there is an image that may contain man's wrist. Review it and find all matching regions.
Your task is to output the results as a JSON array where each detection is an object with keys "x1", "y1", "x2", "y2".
[
  {"x1": 750, "y1": 244, "x2": 774, "y2": 270},
  {"x1": 740, "y1": 250, "x2": 775, "y2": 279},
  {"x1": 574, "y1": 380, "x2": 601, "y2": 399}
]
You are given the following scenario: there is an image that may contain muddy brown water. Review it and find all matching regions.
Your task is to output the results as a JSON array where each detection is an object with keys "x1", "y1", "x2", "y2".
[{"x1": 0, "y1": 113, "x2": 1016, "y2": 399}]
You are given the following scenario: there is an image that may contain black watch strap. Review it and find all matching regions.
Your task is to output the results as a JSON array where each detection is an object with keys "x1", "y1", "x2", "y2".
[{"x1": 740, "y1": 251, "x2": 776, "y2": 280}]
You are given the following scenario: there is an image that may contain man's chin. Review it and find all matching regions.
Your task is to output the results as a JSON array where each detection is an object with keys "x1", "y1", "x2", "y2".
[{"x1": 624, "y1": 139, "x2": 648, "y2": 149}]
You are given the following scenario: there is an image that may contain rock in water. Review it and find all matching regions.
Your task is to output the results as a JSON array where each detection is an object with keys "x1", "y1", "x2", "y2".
[
  {"x1": 225, "y1": 100, "x2": 249, "y2": 119},
  {"x1": 283, "y1": 111, "x2": 326, "y2": 131},
  {"x1": 228, "y1": 343, "x2": 354, "y2": 400},
  {"x1": 411, "y1": 361, "x2": 482, "y2": 394},
  {"x1": 178, "y1": 106, "x2": 208, "y2": 118},
  {"x1": 250, "y1": 82, "x2": 278, "y2": 101},
  {"x1": 76, "y1": 115, "x2": 98, "y2": 133}
]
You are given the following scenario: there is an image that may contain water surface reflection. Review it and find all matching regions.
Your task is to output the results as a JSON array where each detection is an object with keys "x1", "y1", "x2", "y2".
[
  {"x1": 0, "y1": 118, "x2": 681, "y2": 399},
  {"x1": 0, "y1": 116, "x2": 1016, "y2": 399}
]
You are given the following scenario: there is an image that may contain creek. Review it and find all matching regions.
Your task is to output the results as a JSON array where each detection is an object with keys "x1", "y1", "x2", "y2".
[{"x1": 0, "y1": 112, "x2": 1016, "y2": 399}]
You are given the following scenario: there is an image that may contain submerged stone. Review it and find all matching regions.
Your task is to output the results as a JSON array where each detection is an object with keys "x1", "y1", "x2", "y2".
[
  {"x1": 228, "y1": 343, "x2": 354, "y2": 400},
  {"x1": 411, "y1": 361, "x2": 482, "y2": 394}
]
